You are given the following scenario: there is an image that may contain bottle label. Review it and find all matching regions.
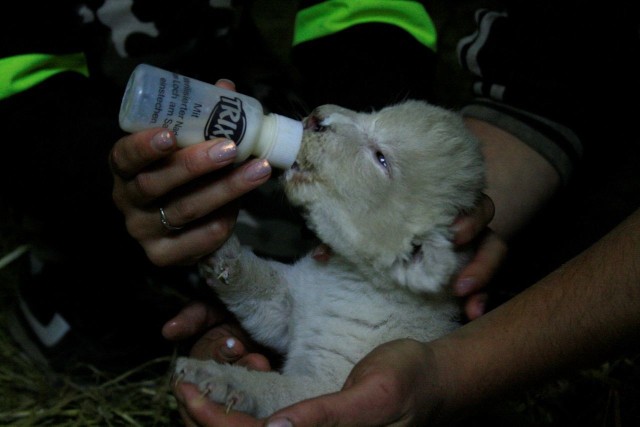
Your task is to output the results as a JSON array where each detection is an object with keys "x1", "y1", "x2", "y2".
[{"x1": 205, "y1": 95, "x2": 247, "y2": 144}]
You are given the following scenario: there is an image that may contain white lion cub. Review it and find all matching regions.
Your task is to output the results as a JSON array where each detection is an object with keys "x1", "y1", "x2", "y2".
[{"x1": 175, "y1": 100, "x2": 485, "y2": 417}]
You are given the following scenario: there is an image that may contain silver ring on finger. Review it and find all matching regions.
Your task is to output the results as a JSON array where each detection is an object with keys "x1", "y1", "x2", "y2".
[{"x1": 159, "y1": 207, "x2": 184, "y2": 231}]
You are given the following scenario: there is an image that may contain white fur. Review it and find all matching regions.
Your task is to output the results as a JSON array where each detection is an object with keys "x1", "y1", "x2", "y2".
[{"x1": 175, "y1": 100, "x2": 485, "y2": 417}]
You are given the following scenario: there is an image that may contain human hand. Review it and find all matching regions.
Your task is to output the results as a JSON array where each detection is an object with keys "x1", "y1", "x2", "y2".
[
  {"x1": 164, "y1": 301, "x2": 273, "y2": 426},
  {"x1": 302, "y1": 195, "x2": 505, "y2": 322},
  {"x1": 163, "y1": 301, "x2": 273, "y2": 368},
  {"x1": 450, "y1": 194, "x2": 508, "y2": 320},
  {"x1": 266, "y1": 338, "x2": 448, "y2": 427},
  {"x1": 172, "y1": 339, "x2": 451, "y2": 427},
  {"x1": 312, "y1": 195, "x2": 505, "y2": 320},
  {"x1": 110, "y1": 80, "x2": 273, "y2": 266}
]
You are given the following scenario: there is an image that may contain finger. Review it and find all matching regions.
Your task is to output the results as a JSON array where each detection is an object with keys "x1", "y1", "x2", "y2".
[
  {"x1": 110, "y1": 129, "x2": 177, "y2": 180},
  {"x1": 453, "y1": 230, "x2": 508, "y2": 297},
  {"x1": 174, "y1": 383, "x2": 204, "y2": 427},
  {"x1": 177, "y1": 404, "x2": 200, "y2": 427},
  {"x1": 162, "y1": 301, "x2": 267, "y2": 364},
  {"x1": 117, "y1": 138, "x2": 238, "y2": 208},
  {"x1": 124, "y1": 158, "x2": 271, "y2": 241},
  {"x1": 215, "y1": 79, "x2": 236, "y2": 91},
  {"x1": 451, "y1": 194, "x2": 495, "y2": 246},
  {"x1": 236, "y1": 353, "x2": 272, "y2": 372},
  {"x1": 267, "y1": 383, "x2": 404, "y2": 427},
  {"x1": 187, "y1": 323, "x2": 276, "y2": 368},
  {"x1": 147, "y1": 158, "x2": 272, "y2": 232},
  {"x1": 162, "y1": 301, "x2": 228, "y2": 341},
  {"x1": 137, "y1": 204, "x2": 238, "y2": 266},
  {"x1": 464, "y1": 292, "x2": 488, "y2": 321},
  {"x1": 175, "y1": 383, "x2": 263, "y2": 427},
  {"x1": 189, "y1": 326, "x2": 250, "y2": 362}
]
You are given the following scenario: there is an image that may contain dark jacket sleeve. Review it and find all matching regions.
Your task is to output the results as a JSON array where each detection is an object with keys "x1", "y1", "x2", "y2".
[{"x1": 457, "y1": 1, "x2": 640, "y2": 184}]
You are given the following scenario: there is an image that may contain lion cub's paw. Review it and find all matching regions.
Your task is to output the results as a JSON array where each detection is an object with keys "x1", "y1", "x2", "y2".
[
  {"x1": 199, "y1": 235, "x2": 241, "y2": 286},
  {"x1": 174, "y1": 357, "x2": 256, "y2": 414}
]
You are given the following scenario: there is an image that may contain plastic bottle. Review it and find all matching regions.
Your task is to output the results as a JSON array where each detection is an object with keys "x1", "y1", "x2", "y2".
[{"x1": 119, "y1": 64, "x2": 303, "y2": 169}]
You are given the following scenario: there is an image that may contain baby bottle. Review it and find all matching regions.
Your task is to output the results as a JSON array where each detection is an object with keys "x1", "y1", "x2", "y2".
[{"x1": 119, "y1": 64, "x2": 303, "y2": 169}]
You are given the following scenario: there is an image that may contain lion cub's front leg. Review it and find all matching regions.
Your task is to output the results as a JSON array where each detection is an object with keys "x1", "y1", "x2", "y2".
[
  {"x1": 175, "y1": 355, "x2": 337, "y2": 418},
  {"x1": 199, "y1": 234, "x2": 243, "y2": 288},
  {"x1": 198, "y1": 234, "x2": 292, "y2": 352}
]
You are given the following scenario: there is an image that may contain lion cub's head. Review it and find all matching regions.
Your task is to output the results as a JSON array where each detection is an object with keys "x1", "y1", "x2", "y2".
[{"x1": 283, "y1": 100, "x2": 485, "y2": 293}]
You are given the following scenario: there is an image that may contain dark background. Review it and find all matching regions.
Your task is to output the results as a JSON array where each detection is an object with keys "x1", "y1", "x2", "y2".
[{"x1": 0, "y1": 0, "x2": 638, "y2": 425}]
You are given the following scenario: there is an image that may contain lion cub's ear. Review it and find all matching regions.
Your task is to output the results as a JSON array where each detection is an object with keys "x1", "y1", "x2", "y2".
[{"x1": 389, "y1": 229, "x2": 459, "y2": 294}]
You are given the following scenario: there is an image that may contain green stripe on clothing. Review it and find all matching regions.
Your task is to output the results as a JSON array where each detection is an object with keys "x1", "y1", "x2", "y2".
[
  {"x1": 294, "y1": 0, "x2": 437, "y2": 51},
  {"x1": 0, "y1": 53, "x2": 89, "y2": 100}
]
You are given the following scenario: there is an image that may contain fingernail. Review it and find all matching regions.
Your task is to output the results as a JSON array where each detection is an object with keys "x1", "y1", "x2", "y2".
[
  {"x1": 151, "y1": 130, "x2": 174, "y2": 151},
  {"x1": 467, "y1": 294, "x2": 488, "y2": 320},
  {"x1": 216, "y1": 78, "x2": 235, "y2": 86},
  {"x1": 469, "y1": 300, "x2": 486, "y2": 320},
  {"x1": 244, "y1": 159, "x2": 272, "y2": 181},
  {"x1": 449, "y1": 217, "x2": 462, "y2": 232},
  {"x1": 189, "y1": 393, "x2": 208, "y2": 409},
  {"x1": 449, "y1": 219, "x2": 470, "y2": 245},
  {"x1": 161, "y1": 320, "x2": 179, "y2": 339},
  {"x1": 208, "y1": 139, "x2": 237, "y2": 163},
  {"x1": 455, "y1": 277, "x2": 477, "y2": 296},
  {"x1": 220, "y1": 337, "x2": 238, "y2": 358},
  {"x1": 267, "y1": 418, "x2": 293, "y2": 427}
]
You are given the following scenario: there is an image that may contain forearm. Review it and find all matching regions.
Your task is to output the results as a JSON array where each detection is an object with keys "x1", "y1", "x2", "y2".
[
  {"x1": 465, "y1": 118, "x2": 561, "y2": 240},
  {"x1": 433, "y1": 208, "x2": 640, "y2": 414}
]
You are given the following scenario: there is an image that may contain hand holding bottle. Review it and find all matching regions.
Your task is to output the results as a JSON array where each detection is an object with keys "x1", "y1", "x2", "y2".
[
  {"x1": 110, "y1": 79, "x2": 274, "y2": 266},
  {"x1": 119, "y1": 64, "x2": 302, "y2": 169}
]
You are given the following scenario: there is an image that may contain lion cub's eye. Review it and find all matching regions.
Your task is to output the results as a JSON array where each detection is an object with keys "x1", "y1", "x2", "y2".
[{"x1": 376, "y1": 151, "x2": 388, "y2": 169}]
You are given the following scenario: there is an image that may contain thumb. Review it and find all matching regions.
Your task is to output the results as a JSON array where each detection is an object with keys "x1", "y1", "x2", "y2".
[
  {"x1": 265, "y1": 383, "x2": 401, "y2": 427},
  {"x1": 162, "y1": 301, "x2": 225, "y2": 341}
]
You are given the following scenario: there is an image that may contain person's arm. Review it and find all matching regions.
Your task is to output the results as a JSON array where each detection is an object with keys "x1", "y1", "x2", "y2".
[
  {"x1": 434, "y1": 207, "x2": 640, "y2": 415},
  {"x1": 465, "y1": 118, "x2": 560, "y2": 240}
]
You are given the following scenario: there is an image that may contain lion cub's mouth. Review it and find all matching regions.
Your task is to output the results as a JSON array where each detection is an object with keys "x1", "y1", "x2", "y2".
[
  {"x1": 285, "y1": 159, "x2": 315, "y2": 185},
  {"x1": 285, "y1": 117, "x2": 322, "y2": 185}
]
